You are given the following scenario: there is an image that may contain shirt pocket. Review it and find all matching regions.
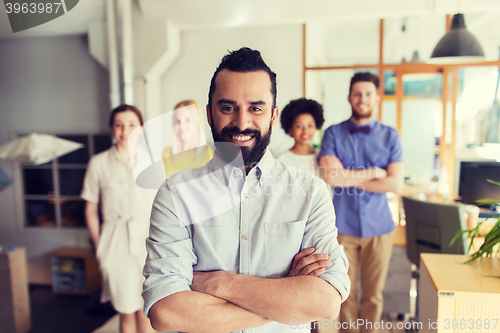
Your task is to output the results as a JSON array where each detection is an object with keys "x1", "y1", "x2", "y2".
[
  {"x1": 100, "y1": 178, "x2": 125, "y2": 218},
  {"x1": 264, "y1": 220, "x2": 306, "y2": 277},
  {"x1": 366, "y1": 151, "x2": 389, "y2": 169}
]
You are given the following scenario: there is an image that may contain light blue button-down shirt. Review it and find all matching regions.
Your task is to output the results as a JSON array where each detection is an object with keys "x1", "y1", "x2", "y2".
[
  {"x1": 318, "y1": 119, "x2": 404, "y2": 238},
  {"x1": 142, "y1": 149, "x2": 350, "y2": 333}
]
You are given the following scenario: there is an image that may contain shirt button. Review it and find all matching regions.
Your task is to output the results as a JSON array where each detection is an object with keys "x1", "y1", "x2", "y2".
[
  {"x1": 260, "y1": 177, "x2": 264, "y2": 182},
  {"x1": 243, "y1": 193, "x2": 248, "y2": 198},
  {"x1": 235, "y1": 169, "x2": 240, "y2": 175},
  {"x1": 242, "y1": 235, "x2": 248, "y2": 240}
]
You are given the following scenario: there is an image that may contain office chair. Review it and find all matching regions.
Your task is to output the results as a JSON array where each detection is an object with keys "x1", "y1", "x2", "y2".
[
  {"x1": 401, "y1": 196, "x2": 468, "y2": 327},
  {"x1": 402, "y1": 196, "x2": 468, "y2": 268}
]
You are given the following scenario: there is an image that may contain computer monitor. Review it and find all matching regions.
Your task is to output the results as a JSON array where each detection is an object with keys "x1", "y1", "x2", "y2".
[{"x1": 459, "y1": 161, "x2": 500, "y2": 205}]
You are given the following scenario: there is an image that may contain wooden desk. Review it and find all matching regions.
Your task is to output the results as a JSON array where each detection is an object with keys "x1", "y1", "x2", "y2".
[
  {"x1": 401, "y1": 184, "x2": 458, "y2": 204},
  {"x1": 419, "y1": 253, "x2": 500, "y2": 333},
  {"x1": 393, "y1": 224, "x2": 406, "y2": 247}
]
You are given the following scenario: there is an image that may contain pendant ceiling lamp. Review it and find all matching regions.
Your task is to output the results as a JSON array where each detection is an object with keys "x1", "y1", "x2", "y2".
[{"x1": 429, "y1": 13, "x2": 485, "y2": 64}]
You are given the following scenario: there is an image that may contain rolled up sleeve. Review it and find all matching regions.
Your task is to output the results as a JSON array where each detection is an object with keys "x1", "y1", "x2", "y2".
[
  {"x1": 142, "y1": 182, "x2": 197, "y2": 316},
  {"x1": 318, "y1": 126, "x2": 338, "y2": 160},
  {"x1": 301, "y1": 179, "x2": 350, "y2": 301},
  {"x1": 81, "y1": 156, "x2": 100, "y2": 203},
  {"x1": 388, "y1": 129, "x2": 404, "y2": 164}
]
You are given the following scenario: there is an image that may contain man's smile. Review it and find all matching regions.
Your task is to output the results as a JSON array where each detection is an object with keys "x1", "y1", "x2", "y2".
[{"x1": 228, "y1": 134, "x2": 255, "y2": 145}]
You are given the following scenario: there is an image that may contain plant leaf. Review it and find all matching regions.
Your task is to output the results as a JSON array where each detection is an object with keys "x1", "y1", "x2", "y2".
[
  {"x1": 486, "y1": 179, "x2": 500, "y2": 187},
  {"x1": 460, "y1": 182, "x2": 500, "y2": 263},
  {"x1": 475, "y1": 199, "x2": 500, "y2": 205},
  {"x1": 450, "y1": 229, "x2": 470, "y2": 247}
]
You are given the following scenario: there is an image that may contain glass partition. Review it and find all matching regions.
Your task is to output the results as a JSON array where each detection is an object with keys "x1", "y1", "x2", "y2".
[
  {"x1": 306, "y1": 19, "x2": 380, "y2": 67},
  {"x1": 400, "y1": 73, "x2": 443, "y2": 188}
]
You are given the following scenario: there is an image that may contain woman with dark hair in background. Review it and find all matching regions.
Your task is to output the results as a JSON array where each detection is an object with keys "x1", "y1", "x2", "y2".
[
  {"x1": 81, "y1": 104, "x2": 155, "y2": 333},
  {"x1": 276, "y1": 98, "x2": 325, "y2": 177}
]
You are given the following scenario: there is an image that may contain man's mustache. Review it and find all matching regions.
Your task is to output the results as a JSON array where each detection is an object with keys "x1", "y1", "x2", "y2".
[{"x1": 220, "y1": 127, "x2": 261, "y2": 140}]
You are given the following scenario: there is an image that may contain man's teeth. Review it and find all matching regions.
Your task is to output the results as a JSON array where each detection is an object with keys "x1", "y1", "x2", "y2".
[{"x1": 232, "y1": 135, "x2": 252, "y2": 141}]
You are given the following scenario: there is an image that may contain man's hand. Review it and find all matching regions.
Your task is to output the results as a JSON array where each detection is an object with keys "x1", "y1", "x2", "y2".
[
  {"x1": 287, "y1": 247, "x2": 331, "y2": 277},
  {"x1": 357, "y1": 162, "x2": 404, "y2": 194},
  {"x1": 370, "y1": 167, "x2": 387, "y2": 179}
]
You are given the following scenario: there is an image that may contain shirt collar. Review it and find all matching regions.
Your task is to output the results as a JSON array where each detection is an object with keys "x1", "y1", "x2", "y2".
[
  {"x1": 211, "y1": 147, "x2": 275, "y2": 186},
  {"x1": 254, "y1": 148, "x2": 275, "y2": 184},
  {"x1": 347, "y1": 118, "x2": 377, "y2": 131},
  {"x1": 111, "y1": 144, "x2": 132, "y2": 165},
  {"x1": 110, "y1": 145, "x2": 121, "y2": 162}
]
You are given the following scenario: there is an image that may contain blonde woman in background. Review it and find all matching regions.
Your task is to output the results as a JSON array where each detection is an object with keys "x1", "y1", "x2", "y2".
[
  {"x1": 82, "y1": 105, "x2": 155, "y2": 333},
  {"x1": 162, "y1": 100, "x2": 212, "y2": 177}
]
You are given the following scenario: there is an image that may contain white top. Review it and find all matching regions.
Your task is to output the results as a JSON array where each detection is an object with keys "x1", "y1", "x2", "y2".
[{"x1": 275, "y1": 149, "x2": 319, "y2": 177}]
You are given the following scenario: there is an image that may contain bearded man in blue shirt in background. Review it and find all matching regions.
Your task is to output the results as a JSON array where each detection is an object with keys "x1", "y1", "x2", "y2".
[{"x1": 319, "y1": 72, "x2": 404, "y2": 333}]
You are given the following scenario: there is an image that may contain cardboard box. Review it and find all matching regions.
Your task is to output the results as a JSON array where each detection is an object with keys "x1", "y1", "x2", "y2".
[
  {"x1": 50, "y1": 247, "x2": 101, "y2": 295},
  {"x1": 0, "y1": 246, "x2": 31, "y2": 333}
]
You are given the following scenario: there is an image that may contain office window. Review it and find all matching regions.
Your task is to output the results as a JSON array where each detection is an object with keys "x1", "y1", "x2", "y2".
[{"x1": 21, "y1": 134, "x2": 112, "y2": 228}]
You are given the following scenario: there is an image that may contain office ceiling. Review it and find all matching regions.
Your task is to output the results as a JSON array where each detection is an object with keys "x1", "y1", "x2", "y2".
[
  {"x1": 0, "y1": 0, "x2": 105, "y2": 38},
  {"x1": 138, "y1": 0, "x2": 500, "y2": 30},
  {"x1": 1, "y1": 0, "x2": 500, "y2": 38}
]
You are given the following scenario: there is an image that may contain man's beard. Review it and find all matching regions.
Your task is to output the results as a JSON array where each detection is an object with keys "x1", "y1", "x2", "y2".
[
  {"x1": 351, "y1": 107, "x2": 372, "y2": 120},
  {"x1": 210, "y1": 117, "x2": 272, "y2": 167}
]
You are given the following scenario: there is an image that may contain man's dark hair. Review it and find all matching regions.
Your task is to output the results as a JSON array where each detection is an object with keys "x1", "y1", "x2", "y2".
[
  {"x1": 349, "y1": 72, "x2": 380, "y2": 95},
  {"x1": 280, "y1": 98, "x2": 324, "y2": 136},
  {"x1": 208, "y1": 47, "x2": 277, "y2": 113}
]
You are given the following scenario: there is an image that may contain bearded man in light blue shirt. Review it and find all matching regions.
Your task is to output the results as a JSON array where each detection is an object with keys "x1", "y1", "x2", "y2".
[{"x1": 142, "y1": 47, "x2": 350, "y2": 333}]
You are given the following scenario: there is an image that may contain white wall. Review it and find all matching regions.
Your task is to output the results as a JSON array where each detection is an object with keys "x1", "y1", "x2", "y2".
[
  {"x1": 160, "y1": 24, "x2": 303, "y2": 156},
  {"x1": 132, "y1": 9, "x2": 168, "y2": 78},
  {"x1": 0, "y1": 35, "x2": 109, "y2": 259}
]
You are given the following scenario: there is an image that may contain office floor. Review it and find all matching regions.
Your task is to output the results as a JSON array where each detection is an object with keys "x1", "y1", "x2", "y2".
[
  {"x1": 30, "y1": 285, "x2": 415, "y2": 333},
  {"x1": 317, "y1": 314, "x2": 419, "y2": 333},
  {"x1": 30, "y1": 285, "x2": 115, "y2": 333},
  {"x1": 88, "y1": 315, "x2": 417, "y2": 333}
]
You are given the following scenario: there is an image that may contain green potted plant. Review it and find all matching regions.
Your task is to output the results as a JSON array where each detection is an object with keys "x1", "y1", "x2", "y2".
[{"x1": 450, "y1": 179, "x2": 500, "y2": 277}]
